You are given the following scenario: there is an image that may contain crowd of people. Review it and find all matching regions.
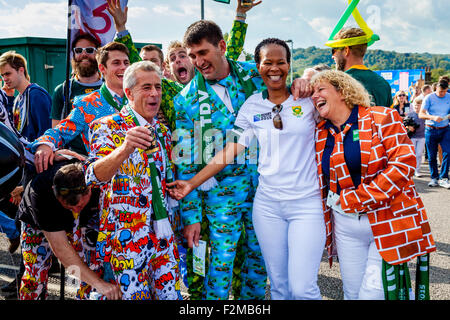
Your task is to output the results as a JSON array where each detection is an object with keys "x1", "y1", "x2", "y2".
[{"x1": 0, "y1": 0, "x2": 447, "y2": 301}]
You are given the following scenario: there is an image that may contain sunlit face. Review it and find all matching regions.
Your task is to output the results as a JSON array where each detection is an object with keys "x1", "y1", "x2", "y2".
[
  {"x1": 168, "y1": 47, "x2": 195, "y2": 85},
  {"x1": 257, "y1": 44, "x2": 290, "y2": 91},
  {"x1": 186, "y1": 38, "x2": 227, "y2": 80},
  {"x1": 125, "y1": 70, "x2": 162, "y2": 123},
  {"x1": 58, "y1": 188, "x2": 92, "y2": 213},
  {"x1": 397, "y1": 91, "x2": 407, "y2": 103},
  {"x1": 0, "y1": 63, "x2": 23, "y2": 90},
  {"x1": 98, "y1": 50, "x2": 130, "y2": 89},
  {"x1": 72, "y1": 38, "x2": 98, "y2": 77},
  {"x1": 332, "y1": 48, "x2": 346, "y2": 71},
  {"x1": 312, "y1": 80, "x2": 346, "y2": 119},
  {"x1": 413, "y1": 100, "x2": 422, "y2": 113},
  {"x1": 140, "y1": 50, "x2": 163, "y2": 69},
  {"x1": 436, "y1": 86, "x2": 448, "y2": 98}
]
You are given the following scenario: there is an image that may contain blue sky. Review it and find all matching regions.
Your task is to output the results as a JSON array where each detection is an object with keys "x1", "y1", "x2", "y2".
[{"x1": 0, "y1": 0, "x2": 449, "y2": 55}]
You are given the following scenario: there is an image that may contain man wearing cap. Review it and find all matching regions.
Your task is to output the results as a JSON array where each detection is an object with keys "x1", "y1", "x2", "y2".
[
  {"x1": 330, "y1": 27, "x2": 393, "y2": 108},
  {"x1": 419, "y1": 79, "x2": 450, "y2": 189},
  {"x1": 17, "y1": 160, "x2": 121, "y2": 300}
]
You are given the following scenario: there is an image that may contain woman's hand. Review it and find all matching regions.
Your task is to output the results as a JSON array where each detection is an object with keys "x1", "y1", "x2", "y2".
[{"x1": 167, "y1": 180, "x2": 195, "y2": 200}]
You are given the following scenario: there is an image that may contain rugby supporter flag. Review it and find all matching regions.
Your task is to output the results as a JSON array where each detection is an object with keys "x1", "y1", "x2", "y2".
[{"x1": 69, "y1": 0, "x2": 128, "y2": 47}]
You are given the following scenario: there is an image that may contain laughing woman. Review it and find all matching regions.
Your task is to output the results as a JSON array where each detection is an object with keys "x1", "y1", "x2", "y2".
[
  {"x1": 169, "y1": 38, "x2": 325, "y2": 300},
  {"x1": 310, "y1": 70, "x2": 436, "y2": 300}
]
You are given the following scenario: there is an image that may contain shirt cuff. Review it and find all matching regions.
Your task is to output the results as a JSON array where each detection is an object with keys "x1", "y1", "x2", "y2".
[{"x1": 116, "y1": 29, "x2": 130, "y2": 39}]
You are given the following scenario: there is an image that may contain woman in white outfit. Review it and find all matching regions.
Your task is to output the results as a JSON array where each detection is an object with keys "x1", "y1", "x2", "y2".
[{"x1": 168, "y1": 38, "x2": 325, "y2": 300}]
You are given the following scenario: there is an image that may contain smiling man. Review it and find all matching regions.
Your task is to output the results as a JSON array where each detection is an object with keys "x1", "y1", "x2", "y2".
[
  {"x1": 85, "y1": 60, "x2": 181, "y2": 300},
  {"x1": 30, "y1": 42, "x2": 131, "y2": 173}
]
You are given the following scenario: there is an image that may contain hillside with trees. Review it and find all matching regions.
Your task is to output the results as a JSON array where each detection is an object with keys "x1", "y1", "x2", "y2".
[{"x1": 290, "y1": 46, "x2": 450, "y2": 82}]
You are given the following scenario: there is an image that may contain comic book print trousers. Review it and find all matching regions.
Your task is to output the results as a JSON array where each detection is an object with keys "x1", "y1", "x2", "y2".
[
  {"x1": 19, "y1": 222, "x2": 96, "y2": 300},
  {"x1": 201, "y1": 189, "x2": 267, "y2": 300},
  {"x1": 93, "y1": 210, "x2": 182, "y2": 300}
]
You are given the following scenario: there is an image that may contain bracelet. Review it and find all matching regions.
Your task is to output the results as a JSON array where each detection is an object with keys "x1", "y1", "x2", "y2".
[{"x1": 236, "y1": 11, "x2": 247, "y2": 19}]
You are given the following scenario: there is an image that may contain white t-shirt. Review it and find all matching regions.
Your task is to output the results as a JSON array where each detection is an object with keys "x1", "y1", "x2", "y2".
[{"x1": 233, "y1": 92, "x2": 321, "y2": 201}]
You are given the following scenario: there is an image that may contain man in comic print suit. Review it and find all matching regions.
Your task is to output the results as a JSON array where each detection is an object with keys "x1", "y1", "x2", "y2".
[{"x1": 85, "y1": 60, "x2": 181, "y2": 300}]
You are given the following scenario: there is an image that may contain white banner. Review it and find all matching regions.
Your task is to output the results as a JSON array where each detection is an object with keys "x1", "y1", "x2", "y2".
[{"x1": 69, "y1": 0, "x2": 128, "y2": 47}]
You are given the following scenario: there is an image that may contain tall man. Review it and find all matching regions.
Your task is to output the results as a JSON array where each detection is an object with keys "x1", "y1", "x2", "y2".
[
  {"x1": 331, "y1": 27, "x2": 393, "y2": 108},
  {"x1": 17, "y1": 160, "x2": 122, "y2": 300},
  {"x1": 51, "y1": 33, "x2": 103, "y2": 156},
  {"x1": 173, "y1": 20, "x2": 268, "y2": 300},
  {"x1": 419, "y1": 79, "x2": 450, "y2": 189},
  {"x1": 85, "y1": 61, "x2": 181, "y2": 300},
  {"x1": 31, "y1": 42, "x2": 130, "y2": 173}
]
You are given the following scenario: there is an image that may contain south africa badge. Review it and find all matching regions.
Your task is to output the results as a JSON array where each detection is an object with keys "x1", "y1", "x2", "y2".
[{"x1": 292, "y1": 106, "x2": 303, "y2": 117}]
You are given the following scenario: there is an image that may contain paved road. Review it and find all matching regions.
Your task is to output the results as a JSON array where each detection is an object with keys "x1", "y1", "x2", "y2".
[{"x1": 1, "y1": 162, "x2": 449, "y2": 300}]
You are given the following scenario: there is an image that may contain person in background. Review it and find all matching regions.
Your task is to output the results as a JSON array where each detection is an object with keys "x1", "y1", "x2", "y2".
[
  {"x1": 331, "y1": 27, "x2": 393, "y2": 108},
  {"x1": 393, "y1": 90, "x2": 411, "y2": 117},
  {"x1": 419, "y1": 79, "x2": 450, "y2": 189},
  {"x1": 311, "y1": 70, "x2": 435, "y2": 300},
  {"x1": 406, "y1": 97, "x2": 426, "y2": 177},
  {"x1": 51, "y1": 33, "x2": 103, "y2": 156}
]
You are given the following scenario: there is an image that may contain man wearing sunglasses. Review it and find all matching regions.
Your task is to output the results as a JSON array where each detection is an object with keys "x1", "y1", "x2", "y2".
[
  {"x1": 30, "y1": 41, "x2": 131, "y2": 174},
  {"x1": 50, "y1": 34, "x2": 103, "y2": 157},
  {"x1": 331, "y1": 27, "x2": 393, "y2": 108},
  {"x1": 16, "y1": 160, "x2": 122, "y2": 300}
]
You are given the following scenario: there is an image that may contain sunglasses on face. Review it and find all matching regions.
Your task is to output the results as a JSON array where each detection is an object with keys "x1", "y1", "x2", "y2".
[
  {"x1": 331, "y1": 47, "x2": 344, "y2": 55},
  {"x1": 398, "y1": 94, "x2": 406, "y2": 97},
  {"x1": 73, "y1": 47, "x2": 97, "y2": 55},
  {"x1": 272, "y1": 104, "x2": 283, "y2": 130},
  {"x1": 55, "y1": 185, "x2": 87, "y2": 196}
]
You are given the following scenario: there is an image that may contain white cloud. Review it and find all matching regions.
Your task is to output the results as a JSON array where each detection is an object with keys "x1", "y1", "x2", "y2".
[{"x1": 0, "y1": 1, "x2": 66, "y2": 38}]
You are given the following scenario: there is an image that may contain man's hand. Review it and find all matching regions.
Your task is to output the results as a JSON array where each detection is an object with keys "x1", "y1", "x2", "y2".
[
  {"x1": 433, "y1": 115, "x2": 443, "y2": 123},
  {"x1": 10, "y1": 186, "x2": 23, "y2": 206},
  {"x1": 54, "y1": 149, "x2": 87, "y2": 162},
  {"x1": 96, "y1": 281, "x2": 123, "y2": 300},
  {"x1": 236, "y1": 0, "x2": 262, "y2": 14},
  {"x1": 291, "y1": 77, "x2": 313, "y2": 99},
  {"x1": 121, "y1": 126, "x2": 153, "y2": 156},
  {"x1": 34, "y1": 144, "x2": 55, "y2": 173},
  {"x1": 183, "y1": 222, "x2": 201, "y2": 248},
  {"x1": 107, "y1": 0, "x2": 128, "y2": 33},
  {"x1": 1, "y1": 81, "x2": 15, "y2": 97},
  {"x1": 167, "y1": 180, "x2": 195, "y2": 200}
]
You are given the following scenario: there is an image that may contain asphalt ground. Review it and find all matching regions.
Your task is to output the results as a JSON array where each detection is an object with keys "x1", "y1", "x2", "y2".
[{"x1": 0, "y1": 161, "x2": 449, "y2": 301}]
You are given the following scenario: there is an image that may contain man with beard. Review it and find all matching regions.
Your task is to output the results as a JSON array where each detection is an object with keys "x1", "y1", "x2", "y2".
[
  {"x1": 50, "y1": 34, "x2": 103, "y2": 156},
  {"x1": 331, "y1": 27, "x2": 392, "y2": 108}
]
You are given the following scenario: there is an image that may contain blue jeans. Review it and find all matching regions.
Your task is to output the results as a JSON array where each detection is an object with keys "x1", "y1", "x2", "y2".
[
  {"x1": 425, "y1": 126, "x2": 450, "y2": 180},
  {"x1": 0, "y1": 210, "x2": 19, "y2": 239}
]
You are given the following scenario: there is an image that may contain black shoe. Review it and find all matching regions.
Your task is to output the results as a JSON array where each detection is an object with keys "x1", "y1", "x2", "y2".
[
  {"x1": 8, "y1": 236, "x2": 20, "y2": 253},
  {"x1": 1, "y1": 279, "x2": 17, "y2": 293}
]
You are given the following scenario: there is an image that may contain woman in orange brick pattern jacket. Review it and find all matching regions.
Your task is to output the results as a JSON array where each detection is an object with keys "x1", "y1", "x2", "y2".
[{"x1": 310, "y1": 70, "x2": 435, "y2": 300}]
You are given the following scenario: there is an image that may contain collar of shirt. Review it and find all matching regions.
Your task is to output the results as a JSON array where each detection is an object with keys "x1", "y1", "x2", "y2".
[
  {"x1": 129, "y1": 105, "x2": 157, "y2": 127},
  {"x1": 325, "y1": 105, "x2": 359, "y2": 131},
  {"x1": 105, "y1": 85, "x2": 124, "y2": 101}
]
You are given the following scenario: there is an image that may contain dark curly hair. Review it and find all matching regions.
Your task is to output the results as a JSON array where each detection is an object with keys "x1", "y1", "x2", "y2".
[{"x1": 254, "y1": 38, "x2": 291, "y2": 65}]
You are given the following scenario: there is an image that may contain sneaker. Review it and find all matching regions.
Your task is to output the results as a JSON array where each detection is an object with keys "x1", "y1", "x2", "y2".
[
  {"x1": 414, "y1": 172, "x2": 422, "y2": 177},
  {"x1": 428, "y1": 178, "x2": 438, "y2": 187},
  {"x1": 438, "y1": 178, "x2": 450, "y2": 189}
]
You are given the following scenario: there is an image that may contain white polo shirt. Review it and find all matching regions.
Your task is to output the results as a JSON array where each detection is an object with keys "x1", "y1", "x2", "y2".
[{"x1": 233, "y1": 92, "x2": 321, "y2": 201}]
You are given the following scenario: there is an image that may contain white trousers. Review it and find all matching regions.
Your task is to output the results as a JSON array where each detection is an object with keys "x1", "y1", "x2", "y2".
[
  {"x1": 411, "y1": 138, "x2": 426, "y2": 173},
  {"x1": 252, "y1": 190, "x2": 326, "y2": 300},
  {"x1": 333, "y1": 210, "x2": 385, "y2": 300}
]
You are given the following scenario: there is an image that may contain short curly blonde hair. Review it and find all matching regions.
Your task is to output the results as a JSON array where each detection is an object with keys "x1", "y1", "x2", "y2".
[{"x1": 310, "y1": 70, "x2": 372, "y2": 109}]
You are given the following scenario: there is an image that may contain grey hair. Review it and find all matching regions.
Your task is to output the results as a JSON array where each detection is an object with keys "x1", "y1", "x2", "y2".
[{"x1": 123, "y1": 60, "x2": 162, "y2": 91}]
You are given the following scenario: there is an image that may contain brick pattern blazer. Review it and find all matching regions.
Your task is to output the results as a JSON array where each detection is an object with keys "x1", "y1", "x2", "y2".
[{"x1": 315, "y1": 105, "x2": 435, "y2": 265}]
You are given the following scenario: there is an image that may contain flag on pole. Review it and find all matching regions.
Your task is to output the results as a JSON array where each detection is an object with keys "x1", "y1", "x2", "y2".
[
  {"x1": 214, "y1": 0, "x2": 231, "y2": 3},
  {"x1": 69, "y1": 0, "x2": 128, "y2": 48}
]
